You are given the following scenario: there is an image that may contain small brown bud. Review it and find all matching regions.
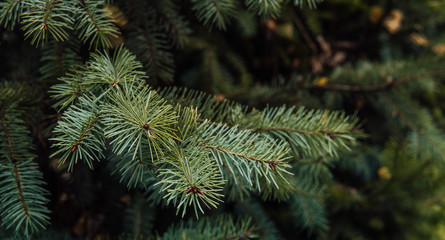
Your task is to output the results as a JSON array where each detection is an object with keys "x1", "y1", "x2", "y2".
[{"x1": 143, "y1": 124, "x2": 154, "y2": 136}]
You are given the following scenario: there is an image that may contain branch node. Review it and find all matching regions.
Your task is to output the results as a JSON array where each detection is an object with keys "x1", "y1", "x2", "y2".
[{"x1": 269, "y1": 162, "x2": 275, "y2": 170}]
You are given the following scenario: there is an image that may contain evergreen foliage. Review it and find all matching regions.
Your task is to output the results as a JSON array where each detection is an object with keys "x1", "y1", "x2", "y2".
[
  {"x1": 21, "y1": 0, "x2": 74, "y2": 46},
  {"x1": 0, "y1": 101, "x2": 50, "y2": 237},
  {"x1": 1, "y1": 0, "x2": 445, "y2": 239},
  {"x1": 122, "y1": 194, "x2": 154, "y2": 238},
  {"x1": 48, "y1": 46, "x2": 353, "y2": 223},
  {"x1": 160, "y1": 215, "x2": 257, "y2": 240},
  {"x1": 75, "y1": 0, "x2": 120, "y2": 49},
  {"x1": 124, "y1": 0, "x2": 176, "y2": 83},
  {"x1": 0, "y1": 0, "x2": 23, "y2": 30},
  {"x1": 191, "y1": 0, "x2": 237, "y2": 30}
]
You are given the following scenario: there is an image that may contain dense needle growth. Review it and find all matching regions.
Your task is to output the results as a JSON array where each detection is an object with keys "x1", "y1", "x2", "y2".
[{"x1": 1, "y1": 0, "x2": 445, "y2": 239}]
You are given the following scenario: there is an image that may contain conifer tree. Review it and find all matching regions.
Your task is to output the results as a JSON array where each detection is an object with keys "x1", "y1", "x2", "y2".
[{"x1": 0, "y1": 0, "x2": 444, "y2": 239}]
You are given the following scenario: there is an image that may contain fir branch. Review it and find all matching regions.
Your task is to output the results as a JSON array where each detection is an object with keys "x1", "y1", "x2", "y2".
[
  {"x1": 112, "y1": 151, "x2": 145, "y2": 188},
  {"x1": 151, "y1": 0, "x2": 191, "y2": 48},
  {"x1": 0, "y1": 161, "x2": 51, "y2": 237},
  {"x1": 49, "y1": 64, "x2": 89, "y2": 110},
  {"x1": 220, "y1": 158, "x2": 252, "y2": 200},
  {"x1": 160, "y1": 87, "x2": 364, "y2": 159},
  {"x1": 293, "y1": 158, "x2": 333, "y2": 193},
  {"x1": 292, "y1": 0, "x2": 323, "y2": 9},
  {"x1": 302, "y1": 70, "x2": 445, "y2": 92},
  {"x1": 198, "y1": 121, "x2": 292, "y2": 187},
  {"x1": 125, "y1": 0, "x2": 175, "y2": 83},
  {"x1": 50, "y1": 96, "x2": 105, "y2": 171},
  {"x1": 246, "y1": 0, "x2": 283, "y2": 18},
  {"x1": 110, "y1": 150, "x2": 167, "y2": 205},
  {"x1": 317, "y1": 58, "x2": 445, "y2": 93},
  {"x1": 242, "y1": 106, "x2": 364, "y2": 159},
  {"x1": 377, "y1": 92, "x2": 445, "y2": 163},
  {"x1": 39, "y1": 39, "x2": 81, "y2": 80},
  {"x1": 74, "y1": 0, "x2": 120, "y2": 49},
  {"x1": 155, "y1": 144, "x2": 225, "y2": 218},
  {"x1": 123, "y1": 194, "x2": 154, "y2": 238},
  {"x1": 237, "y1": 199, "x2": 284, "y2": 239},
  {"x1": 287, "y1": 5, "x2": 318, "y2": 53},
  {"x1": 159, "y1": 87, "x2": 247, "y2": 124},
  {"x1": 0, "y1": 82, "x2": 44, "y2": 123},
  {"x1": 1, "y1": 113, "x2": 25, "y2": 206},
  {"x1": 191, "y1": 0, "x2": 237, "y2": 30},
  {"x1": 0, "y1": 0, "x2": 23, "y2": 30},
  {"x1": 291, "y1": 192, "x2": 328, "y2": 235},
  {"x1": 109, "y1": 142, "x2": 158, "y2": 189},
  {"x1": 287, "y1": 168, "x2": 329, "y2": 235},
  {"x1": 175, "y1": 106, "x2": 200, "y2": 141},
  {"x1": 50, "y1": 46, "x2": 146, "y2": 110},
  {"x1": 259, "y1": 59, "x2": 445, "y2": 106},
  {"x1": 256, "y1": 126, "x2": 354, "y2": 135},
  {"x1": 44, "y1": 43, "x2": 360, "y2": 229},
  {"x1": 83, "y1": 46, "x2": 147, "y2": 87},
  {"x1": 21, "y1": 0, "x2": 74, "y2": 46},
  {"x1": 127, "y1": 28, "x2": 175, "y2": 84},
  {"x1": 103, "y1": 83, "x2": 178, "y2": 161},
  {"x1": 160, "y1": 215, "x2": 257, "y2": 240},
  {"x1": 202, "y1": 142, "x2": 285, "y2": 165},
  {"x1": 235, "y1": 10, "x2": 258, "y2": 38},
  {"x1": 190, "y1": 120, "x2": 294, "y2": 201},
  {"x1": 0, "y1": 110, "x2": 50, "y2": 237}
]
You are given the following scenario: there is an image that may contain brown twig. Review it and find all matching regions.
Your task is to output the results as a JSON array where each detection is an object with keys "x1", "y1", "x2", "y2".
[
  {"x1": 201, "y1": 142, "x2": 285, "y2": 166},
  {"x1": 258, "y1": 70, "x2": 445, "y2": 105},
  {"x1": 287, "y1": 5, "x2": 318, "y2": 54},
  {"x1": 78, "y1": 0, "x2": 102, "y2": 36},
  {"x1": 0, "y1": 113, "x2": 30, "y2": 218},
  {"x1": 72, "y1": 113, "x2": 101, "y2": 151},
  {"x1": 308, "y1": 70, "x2": 445, "y2": 92}
]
